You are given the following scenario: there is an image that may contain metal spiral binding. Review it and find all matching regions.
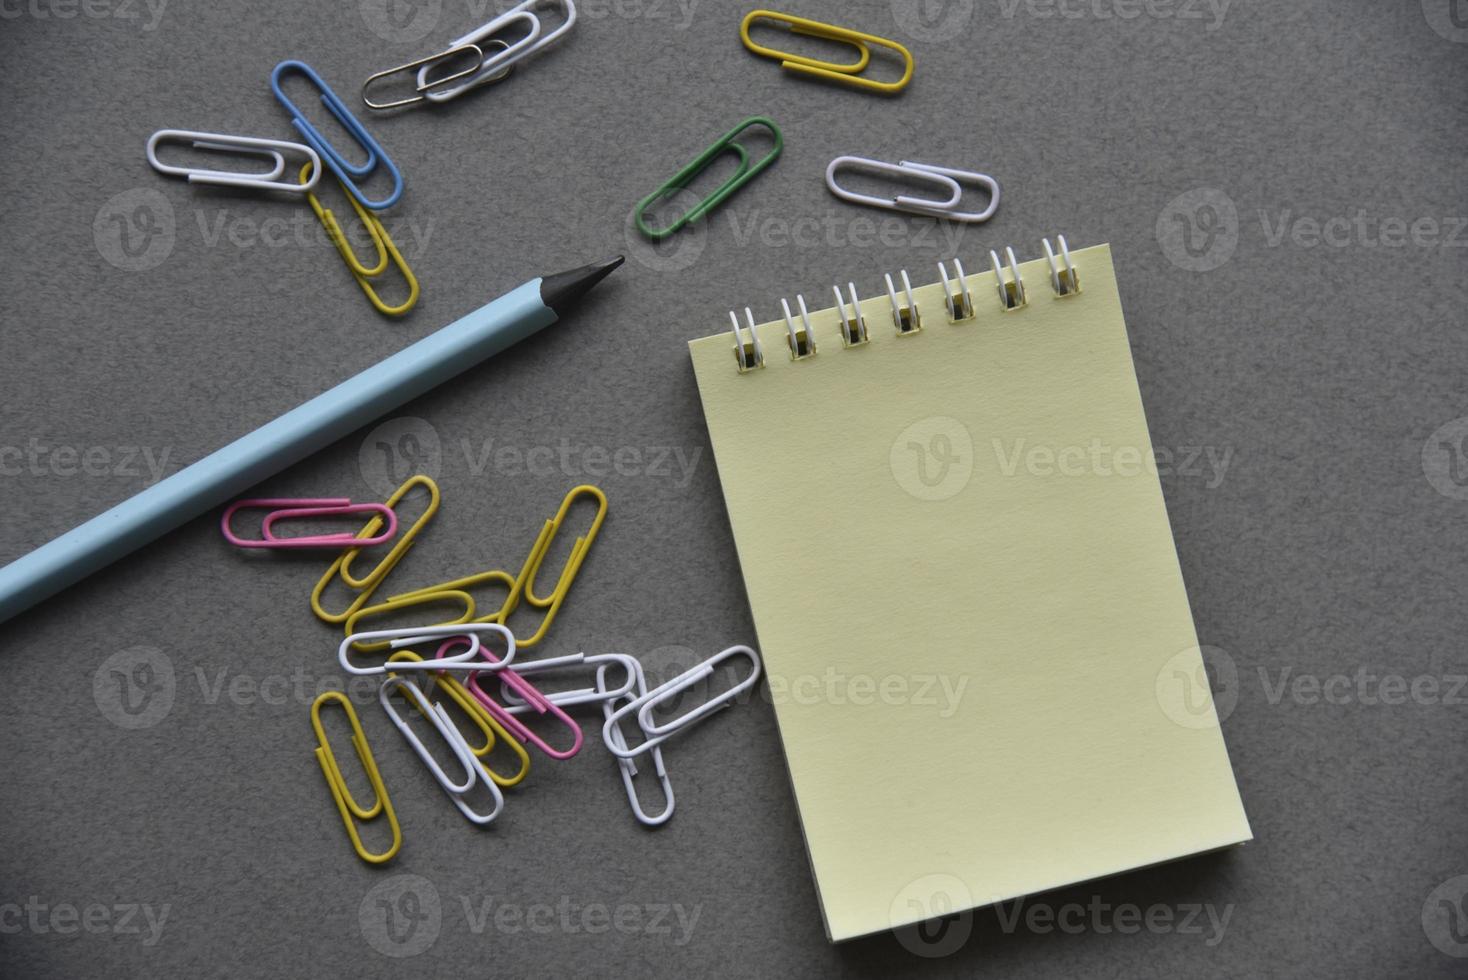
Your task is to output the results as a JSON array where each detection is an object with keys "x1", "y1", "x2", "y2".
[
  {"x1": 729, "y1": 236, "x2": 1082, "y2": 374},
  {"x1": 1042, "y1": 235, "x2": 1080, "y2": 296},
  {"x1": 833, "y1": 282, "x2": 868, "y2": 346},
  {"x1": 730, "y1": 308, "x2": 764, "y2": 372},
  {"x1": 884, "y1": 270, "x2": 921, "y2": 334},
  {"x1": 938, "y1": 258, "x2": 974, "y2": 320},
  {"x1": 989, "y1": 246, "x2": 1026, "y2": 310},
  {"x1": 780, "y1": 296, "x2": 817, "y2": 359}
]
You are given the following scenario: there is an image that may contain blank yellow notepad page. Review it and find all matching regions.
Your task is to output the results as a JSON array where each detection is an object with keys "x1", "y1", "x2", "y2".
[{"x1": 689, "y1": 244, "x2": 1250, "y2": 942}]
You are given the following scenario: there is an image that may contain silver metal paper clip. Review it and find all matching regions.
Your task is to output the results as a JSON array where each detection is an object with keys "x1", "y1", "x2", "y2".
[{"x1": 362, "y1": 0, "x2": 576, "y2": 109}]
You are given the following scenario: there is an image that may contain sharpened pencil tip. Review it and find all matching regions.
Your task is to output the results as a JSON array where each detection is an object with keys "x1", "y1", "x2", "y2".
[{"x1": 540, "y1": 256, "x2": 624, "y2": 317}]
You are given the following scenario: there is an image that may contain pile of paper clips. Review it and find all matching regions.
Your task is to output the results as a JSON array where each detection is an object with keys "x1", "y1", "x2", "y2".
[
  {"x1": 222, "y1": 476, "x2": 762, "y2": 864},
  {"x1": 141, "y1": 1, "x2": 580, "y2": 318},
  {"x1": 359, "y1": 0, "x2": 575, "y2": 110},
  {"x1": 146, "y1": 60, "x2": 418, "y2": 316}
]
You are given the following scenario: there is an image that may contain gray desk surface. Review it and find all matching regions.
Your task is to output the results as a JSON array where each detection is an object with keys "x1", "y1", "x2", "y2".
[{"x1": 2, "y1": 1, "x2": 1465, "y2": 976}]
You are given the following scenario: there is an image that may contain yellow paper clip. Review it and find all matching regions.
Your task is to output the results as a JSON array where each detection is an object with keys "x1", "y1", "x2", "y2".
[
  {"x1": 387, "y1": 568, "x2": 519, "y2": 626},
  {"x1": 311, "y1": 475, "x2": 441, "y2": 624},
  {"x1": 345, "y1": 589, "x2": 478, "y2": 652},
  {"x1": 740, "y1": 10, "x2": 914, "y2": 95},
  {"x1": 385, "y1": 485, "x2": 607, "y2": 648},
  {"x1": 499, "y1": 485, "x2": 607, "y2": 647},
  {"x1": 385, "y1": 558, "x2": 549, "y2": 645},
  {"x1": 300, "y1": 162, "x2": 420, "y2": 316},
  {"x1": 311, "y1": 691, "x2": 402, "y2": 864},
  {"x1": 388, "y1": 650, "x2": 531, "y2": 787},
  {"x1": 523, "y1": 485, "x2": 608, "y2": 606}
]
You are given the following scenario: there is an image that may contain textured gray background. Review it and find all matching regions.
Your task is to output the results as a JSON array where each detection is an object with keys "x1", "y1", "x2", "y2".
[{"x1": 1, "y1": 0, "x2": 1465, "y2": 976}]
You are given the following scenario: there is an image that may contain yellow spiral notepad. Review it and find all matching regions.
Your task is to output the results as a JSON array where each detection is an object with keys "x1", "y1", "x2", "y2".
[{"x1": 689, "y1": 240, "x2": 1250, "y2": 943}]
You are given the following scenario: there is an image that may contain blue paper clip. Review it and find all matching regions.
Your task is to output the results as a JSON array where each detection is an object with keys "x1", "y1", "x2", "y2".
[{"x1": 270, "y1": 60, "x2": 403, "y2": 210}]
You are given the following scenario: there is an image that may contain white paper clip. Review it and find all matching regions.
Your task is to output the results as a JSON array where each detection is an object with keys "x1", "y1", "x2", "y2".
[
  {"x1": 411, "y1": 0, "x2": 576, "y2": 105},
  {"x1": 600, "y1": 660, "x2": 674, "y2": 826},
  {"x1": 825, "y1": 156, "x2": 999, "y2": 223},
  {"x1": 380, "y1": 675, "x2": 505, "y2": 824},
  {"x1": 731, "y1": 307, "x2": 765, "y2": 372},
  {"x1": 885, "y1": 270, "x2": 921, "y2": 334},
  {"x1": 636, "y1": 646, "x2": 761, "y2": 738},
  {"x1": 989, "y1": 246, "x2": 1026, "y2": 310},
  {"x1": 602, "y1": 645, "x2": 762, "y2": 760},
  {"x1": 146, "y1": 130, "x2": 322, "y2": 193},
  {"x1": 338, "y1": 623, "x2": 517, "y2": 676},
  {"x1": 832, "y1": 282, "x2": 868, "y2": 347},
  {"x1": 496, "y1": 652, "x2": 639, "y2": 714},
  {"x1": 938, "y1": 258, "x2": 974, "y2": 320},
  {"x1": 1043, "y1": 235, "x2": 1080, "y2": 296},
  {"x1": 780, "y1": 296, "x2": 817, "y2": 359}
]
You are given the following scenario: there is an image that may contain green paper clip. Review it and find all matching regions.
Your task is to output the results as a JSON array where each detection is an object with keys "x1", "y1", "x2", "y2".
[{"x1": 633, "y1": 116, "x2": 782, "y2": 240}]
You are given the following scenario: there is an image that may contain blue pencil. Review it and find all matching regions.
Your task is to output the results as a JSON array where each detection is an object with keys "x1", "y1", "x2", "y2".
[{"x1": 0, "y1": 256, "x2": 623, "y2": 623}]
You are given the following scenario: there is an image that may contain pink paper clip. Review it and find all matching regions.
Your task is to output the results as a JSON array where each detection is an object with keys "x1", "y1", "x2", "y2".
[
  {"x1": 466, "y1": 647, "x2": 584, "y2": 760},
  {"x1": 221, "y1": 498, "x2": 399, "y2": 549}
]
